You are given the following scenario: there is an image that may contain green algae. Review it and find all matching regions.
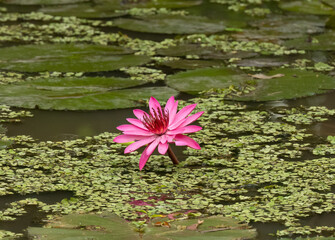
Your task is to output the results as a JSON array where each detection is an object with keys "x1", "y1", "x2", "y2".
[{"x1": 0, "y1": 93, "x2": 335, "y2": 238}]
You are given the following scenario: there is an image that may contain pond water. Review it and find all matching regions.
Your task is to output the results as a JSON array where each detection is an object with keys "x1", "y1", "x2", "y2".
[{"x1": 0, "y1": 0, "x2": 335, "y2": 239}]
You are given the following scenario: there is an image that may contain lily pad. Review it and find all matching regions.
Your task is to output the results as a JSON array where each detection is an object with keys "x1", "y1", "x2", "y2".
[
  {"x1": 40, "y1": 3, "x2": 127, "y2": 18},
  {"x1": 250, "y1": 14, "x2": 325, "y2": 37},
  {"x1": 233, "y1": 68, "x2": 335, "y2": 101},
  {"x1": 113, "y1": 15, "x2": 225, "y2": 34},
  {"x1": 236, "y1": 57, "x2": 289, "y2": 68},
  {"x1": 0, "y1": 83, "x2": 178, "y2": 110},
  {"x1": 28, "y1": 213, "x2": 139, "y2": 240},
  {"x1": 166, "y1": 67, "x2": 250, "y2": 94},
  {"x1": 3, "y1": 0, "x2": 88, "y2": 5},
  {"x1": 0, "y1": 44, "x2": 150, "y2": 72},
  {"x1": 161, "y1": 59, "x2": 223, "y2": 70},
  {"x1": 28, "y1": 213, "x2": 257, "y2": 240},
  {"x1": 146, "y1": 216, "x2": 257, "y2": 240},
  {"x1": 279, "y1": 0, "x2": 335, "y2": 15},
  {"x1": 95, "y1": 0, "x2": 203, "y2": 9},
  {"x1": 29, "y1": 76, "x2": 146, "y2": 90},
  {"x1": 284, "y1": 31, "x2": 335, "y2": 51},
  {"x1": 157, "y1": 44, "x2": 257, "y2": 60}
]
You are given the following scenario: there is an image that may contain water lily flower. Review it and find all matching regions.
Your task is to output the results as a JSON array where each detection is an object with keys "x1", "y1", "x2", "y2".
[{"x1": 113, "y1": 96, "x2": 204, "y2": 170}]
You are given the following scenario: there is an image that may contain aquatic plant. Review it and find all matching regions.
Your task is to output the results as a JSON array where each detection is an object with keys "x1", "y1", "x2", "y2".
[{"x1": 114, "y1": 96, "x2": 203, "y2": 170}]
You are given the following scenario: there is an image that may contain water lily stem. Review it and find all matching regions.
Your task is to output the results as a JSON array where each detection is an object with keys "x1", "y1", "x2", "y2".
[{"x1": 167, "y1": 146, "x2": 179, "y2": 165}]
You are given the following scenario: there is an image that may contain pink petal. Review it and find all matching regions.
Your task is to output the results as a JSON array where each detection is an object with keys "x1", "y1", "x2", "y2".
[
  {"x1": 149, "y1": 96, "x2": 162, "y2": 115},
  {"x1": 126, "y1": 118, "x2": 147, "y2": 130},
  {"x1": 147, "y1": 137, "x2": 160, "y2": 154},
  {"x1": 168, "y1": 100, "x2": 178, "y2": 126},
  {"x1": 164, "y1": 96, "x2": 175, "y2": 113},
  {"x1": 113, "y1": 134, "x2": 146, "y2": 143},
  {"x1": 139, "y1": 139, "x2": 159, "y2": 170},
  {"x1": 133, "y1": 109, "x2": 148, "y2": 121},
  {"x1": 160, "y1": 135, "x2": 167, "y2": 144},
  {"x1": 158, "y1": 142, "x2": 169, "y2": 155},
  {"x1": 117, "y1": 124, "x2": 154, "y2": 136},
  {"x1": 167, "y1": 125, "x2": 202, "y2": 135},
  {"x1": 169, "y1": 104, "x2": 197, "y2": 130},
  {"x1": 178, "y1": 111, "x2": 204, "y2": 129},
  {"x1": 167, "y1": 135, "x2": 175, "y2": 142},
  {"x1": 124, "y1": 136, "x2": 156, "y2": 154},
  {"x1": 174, "y1": 134, "x2": 201, "y2": 149}
]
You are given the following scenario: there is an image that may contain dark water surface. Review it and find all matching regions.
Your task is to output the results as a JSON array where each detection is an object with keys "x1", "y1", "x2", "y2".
[{"x1": 2, "y1": 91, "x2": 335, "y2": 239}]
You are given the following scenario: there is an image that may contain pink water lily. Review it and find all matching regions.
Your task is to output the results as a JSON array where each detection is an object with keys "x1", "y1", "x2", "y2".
[{"x1": 113, "y1": 96, "x2": 204, "y2": 170}]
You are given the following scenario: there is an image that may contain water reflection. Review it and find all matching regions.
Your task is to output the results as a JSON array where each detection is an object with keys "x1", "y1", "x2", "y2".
[{"x1": 4, "y1": 108, "x2": 136, "y2": 141}]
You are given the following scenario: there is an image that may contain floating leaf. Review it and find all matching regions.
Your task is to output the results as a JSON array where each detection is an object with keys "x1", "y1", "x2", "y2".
[
  {"x1": 3, "y1": 0, "x2": 88, "y2": 5},
  {"x1": 113, "y1": 15, "x2": 225, "y2": 34},
  {"x1": 161, "y1": 59, "x2": 223, "y2": 70},
  {"x1": 28, "y1": 214, "x2": 257, "y2": 240},
  {"x1": 0, "y1": 44, "x2": 150, "y2": 72},
  {"x1": 29, "y1": 76, "x2": 147, "y2": 90},
  {"x1": 236, "y1": 57, "x2": 289, "y2": 68},
  {"x1": 40, "y1": 3, "x2": 126, "y2": 18},
  {"x1": 279, "y1": 0, "x2": 335, "y2": 15},
  {"x1": 157, "y1": 44, "x2": 256, "y2": 59},
  {"x1": 233, "y1": 68, "x2": 335, "y2": 101},
  {"x1": 250, "y1": 73, "x2": 285, "y2": 80},
  {"x1": 0, "y1": 83, "x2": 178, "y2": 110},
  {"x1": 166, "y1": 67, "x2": 249, "y2": 94},
  {"x1": 96, "y1": 0, "x2": 203, "y2": 9},
  {"x1": 285, "y1": 31, "x2": 335, "y2": 51},
  {"x1": 28, "y1": 213, "x2": 139, "y2": 240},
  {"x1": 146, "y1": 216, "x2": 257, "y2": 240},
  {"x1": 248, "y1": 14, "x2": 325, "y2": 39}
]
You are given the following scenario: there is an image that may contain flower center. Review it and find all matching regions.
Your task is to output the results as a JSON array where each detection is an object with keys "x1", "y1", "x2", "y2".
[{"x1": 142, "y1": 108, "x2": 169, "y2": 135}]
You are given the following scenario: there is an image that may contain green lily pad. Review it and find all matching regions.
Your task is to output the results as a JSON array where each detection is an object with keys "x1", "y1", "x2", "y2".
[
  {"x1": 326, "y1": 15, "x2": 335, "y2": 29},
  {"x1": 0, "y1": 82, "x2": 178, "y2": 110},
  {"x1": 28, "y1": 213, "x2": 139, "y2": 240},
  {"x1": 236, "y1": 57, "x2": 289, "y2": 68},
  {"x1": 166, "y1": 67, "x2": 250, "y2": 94},
  {"x1": 285, "y1": 31, "x2": 335, "y2": 51},
  {"x1": 161, "y1": 59, "x2": 223, "y2": 70},
  {"x1": 250, "y1": 14, "x2": 325, "y2": 37},
  {"x1": 279, "y1": 0, "x2": 335, "y2": 15},
  {"x1": 2, "y1": 0, "x2": 88, "y2": 5},
  {"x1": 233, "y1": 68, "x2": 335, "y2": 101},
  {"x1": 0, "y1": 44, "x2": 150, "y2": 72},
  {"x1": 157, "y1": 44, "x2": 257, "y2": 60},
  {"x1": 40, "y1": 3, "x2": 127, "y2": 18},
  {"x1": 113, "y1": 15, "x2": 225, "y2": 34},
  {"x1": 28, "y1": 214, "x2": 257, "y2": 240},
  {"x1": 29, "y1": 76, "x2": 146, "y2": 90},
  {"x1": 96, "y1": 0, "x2": 202, "y2": 9},
  {"x1": 280, "y1": 237, "x2": 335, "y2": 240},
  {"x1": 146, "y1": 216, "x2": 257, "y2": 240}
]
